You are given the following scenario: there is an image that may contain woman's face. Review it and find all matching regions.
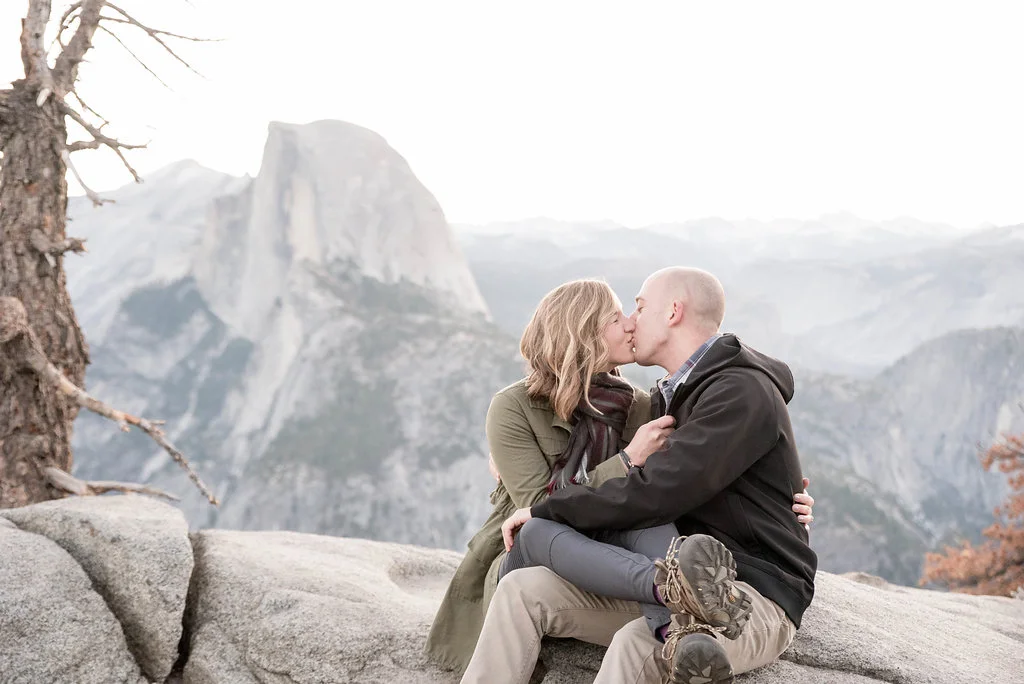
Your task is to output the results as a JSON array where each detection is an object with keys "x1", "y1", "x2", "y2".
[{"x1": 602, "y1": 295, "x2": 636, "y2": 369}]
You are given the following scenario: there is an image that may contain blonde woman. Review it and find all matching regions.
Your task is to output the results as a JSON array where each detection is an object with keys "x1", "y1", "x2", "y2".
[{"x1": 424, "y1": 279, "x2": 813, "y2": 674}]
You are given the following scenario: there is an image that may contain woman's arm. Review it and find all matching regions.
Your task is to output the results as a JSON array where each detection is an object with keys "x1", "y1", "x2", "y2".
[
  {"x1": 488, "y1": 449, "x2": 628, "y2": 490},
  {"x1": 486, "y1": 392, "x2": 557, "y2": 509}
]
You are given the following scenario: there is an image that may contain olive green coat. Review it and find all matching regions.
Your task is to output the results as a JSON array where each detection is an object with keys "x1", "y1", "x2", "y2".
[{"x1": 424, "y1": 378, "x2": 651, "y2": 672}]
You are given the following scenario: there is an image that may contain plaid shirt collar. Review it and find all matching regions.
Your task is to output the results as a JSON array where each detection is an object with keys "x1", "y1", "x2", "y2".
[{"x1": 658, "y1": 334, "x2": 722, "y2": 407}]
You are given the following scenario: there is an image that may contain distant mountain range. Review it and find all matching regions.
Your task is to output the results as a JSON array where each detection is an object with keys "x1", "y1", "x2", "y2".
[
  {"x1": 456, "y1": 217, "x2": 1024, "y2": 377},
  {"x1": 63, "y1": 120, "x2": 1024, "y2": 586},
  {"x1": 68, "y1": 122, "x2": 519, "y2": 549}
]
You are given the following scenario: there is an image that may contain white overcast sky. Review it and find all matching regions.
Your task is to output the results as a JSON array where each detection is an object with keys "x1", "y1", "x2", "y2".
[{"x1": 2, "y1": 1, "x2": 1023, "y2": 228}]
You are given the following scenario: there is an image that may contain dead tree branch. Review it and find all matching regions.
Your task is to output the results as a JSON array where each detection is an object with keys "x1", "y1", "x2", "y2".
[
  {"x1": 54, "y1": 2, "x2": 84, "y2": 50},
  {"x1": 52, "y1": 0, "x2": 105, "y2": 94},
  {"x1": 70, "y1": 91, "x2": 110, "y2": 129},
  {"x1": 0, "y1": 297, "x2": 219, "y2": 506},
  {"x1": 67, "y1": 140, "x2": 101, "y2": 152},
  {"x1": 61, "y1": 149, "x2": 112, "y2": 206},
  {"x1": 97, "y1": 24, "x2": 171, "y2": 90},
  {"x1": 45, "y1": 467, "x2": 180, "y2": 502},
  {"x1": 60, "y1": 102, "x2": 146, "y2": 182},
  {"x1": 100, "y1": 4, "x2": 213, "y2": 77}
]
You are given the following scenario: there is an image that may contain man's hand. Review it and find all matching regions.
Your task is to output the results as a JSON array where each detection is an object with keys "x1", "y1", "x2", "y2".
[
  {"x1": 501, "y1": 507, "x2": 532, "y2": 552},
  {"x1": 793, "y1": 477, "x2": 814, "y2": 531},
  {"x1": 488, "y1": 453, "x2": 501, "y2": 483},
  {"x1": 622, "y1": 415, "x2": 676, "y2": 468}
]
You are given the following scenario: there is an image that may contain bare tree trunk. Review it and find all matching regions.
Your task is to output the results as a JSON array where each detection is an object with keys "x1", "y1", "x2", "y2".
[
  {"x1": 0, "y1": 81, "x2": 90, "y2": 507},
  {"x1": 0, "y1": 0, "x2": 216, "y2": 508}
]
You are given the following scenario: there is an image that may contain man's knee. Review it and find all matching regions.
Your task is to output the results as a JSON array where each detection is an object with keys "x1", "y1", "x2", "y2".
[
  {"x1": 598, "y1": 618, "x2": 662, "y2": 683},
  {"x1": 607, "y1": 617, "x2": 658, "y2": 653}
]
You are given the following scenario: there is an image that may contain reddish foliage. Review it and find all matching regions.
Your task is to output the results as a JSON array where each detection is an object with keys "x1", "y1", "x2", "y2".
[{"x1": 921, "y1": 431, "x2": 1024, "y2": 596}]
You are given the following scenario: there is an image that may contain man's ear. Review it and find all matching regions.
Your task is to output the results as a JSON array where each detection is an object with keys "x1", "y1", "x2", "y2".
[{"x1": 667, "y1": 300, "x2": 685, "y2": 327}]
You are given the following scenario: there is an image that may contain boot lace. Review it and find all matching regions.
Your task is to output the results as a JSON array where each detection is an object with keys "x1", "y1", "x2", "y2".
[
  {"x1": 661, "y1": 621, "x2": 726, "y2": 663},
  {"x1": 654, "y1": 536, "x2": 705, "y2": 619}
]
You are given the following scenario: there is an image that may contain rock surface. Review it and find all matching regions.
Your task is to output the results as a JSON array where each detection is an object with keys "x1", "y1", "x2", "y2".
[
  {"x1": 184, "y1": 530, "x2": 464, "y2": 683},
  {"x1": 782, "y1": 571, "x2": 1024, "y2": 683},
  {"x1": 182, "y1": 530, "x2": 1024, "y2": 684},
  {"x1": 0, "y1": 523, "x2": 147, "y2": 684},
  {"x1": 1, "y1": 502, "x2": 1021, "y2": 684},
  {"x1": 1, "y1": 495, "x2": 193, "y2": 682}
]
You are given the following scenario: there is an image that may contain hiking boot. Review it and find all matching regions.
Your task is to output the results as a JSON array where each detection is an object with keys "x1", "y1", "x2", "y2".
[
  {"x1": 653, "y1": 534, "x2": 752, "y2": 640},
  {"x1": 661, "y1": 627, "x2": 734, "y2": 684}
]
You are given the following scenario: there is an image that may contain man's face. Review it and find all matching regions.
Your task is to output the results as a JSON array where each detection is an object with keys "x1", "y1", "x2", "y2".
[{"x1": 630, "y1": 275, "x2": 669, "y2": 367}]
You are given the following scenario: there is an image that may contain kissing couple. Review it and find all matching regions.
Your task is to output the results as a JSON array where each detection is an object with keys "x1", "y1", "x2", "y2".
[{"x1": 427, "y1": 267, "x2": 817, "y2": 684}]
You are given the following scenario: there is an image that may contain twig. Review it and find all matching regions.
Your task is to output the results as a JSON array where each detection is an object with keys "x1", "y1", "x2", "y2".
[
  {"x1": 0, "y1": 297, "x2": 219, "y2": 507},
  {"x1": 56, "y1": 2, "x2": 85, "y2": 36},
  {"x1": 101, "y1": 6, "x2": 220, "y2": 43},
  {"x1": 101, "y1": 4, "x2": 213, "y2": 77},
  {"x1": 54, "y1": 2, "x2": 84, "y2": 50},
  {"x1": 97, "y1": 24, "x2": 172, "y2": 90},
  {"x1": 59, "y1": 102, "x2": 146, "y2": 182},
  {"x1": 70, "y1": 91, "x2": 110, "y2": 129},
  {"x1": 61, "y1": 149, "x2": 112, "y2": 207},
  {"x1": 44, "y1": 467, "x2": 180, "y2": 502}
]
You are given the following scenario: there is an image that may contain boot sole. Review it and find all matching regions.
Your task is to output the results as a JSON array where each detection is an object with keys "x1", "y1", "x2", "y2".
[
  {"x1": 673, "y1": 535, "x2": 753, "y2": 640},
  {"x1": 671, "y1": 633, "x2": 735, "y2": 684}
]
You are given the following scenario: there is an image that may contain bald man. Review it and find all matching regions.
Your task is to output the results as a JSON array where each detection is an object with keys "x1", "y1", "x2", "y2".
[{"x1": 461, "y1": 268, "x2": 816, "y2": 684}]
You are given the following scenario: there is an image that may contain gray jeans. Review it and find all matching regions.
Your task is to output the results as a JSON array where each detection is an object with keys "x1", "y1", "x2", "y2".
[{"x1": 499, "y1": 518, "x2": 676, "y2": 635}]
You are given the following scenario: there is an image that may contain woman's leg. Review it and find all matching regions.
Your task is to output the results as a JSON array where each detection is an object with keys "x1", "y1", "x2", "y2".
[
  {"x1": 460, "y1": 566, "x2": 642, "y2": 684},
  {"x1": 499, "y1": 518, "x2": 676, "y2": 606},
  {"x1": 592, "y1": 526, "x2": 677, "y2": 638}
]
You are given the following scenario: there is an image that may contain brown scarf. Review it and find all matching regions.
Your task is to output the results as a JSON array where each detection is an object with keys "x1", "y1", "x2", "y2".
[{"x1": 548, "y1": 372, "x2": 635, "y2": 493}]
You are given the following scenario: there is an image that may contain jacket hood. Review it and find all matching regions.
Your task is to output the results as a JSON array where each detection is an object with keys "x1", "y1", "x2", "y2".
[{"x1": 679, "y1": 334, "x2": 795, "y2": 404}]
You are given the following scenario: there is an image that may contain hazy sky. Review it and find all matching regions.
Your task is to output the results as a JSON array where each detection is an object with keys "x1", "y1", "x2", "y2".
[{"x1": 2, "y1": 1, "x2": 1023, "y2": 228}]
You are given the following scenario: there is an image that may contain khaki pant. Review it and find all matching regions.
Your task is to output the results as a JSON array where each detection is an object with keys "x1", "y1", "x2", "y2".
[{"x1": 460, "y1": 566, "x2": 795, "y2": 684}]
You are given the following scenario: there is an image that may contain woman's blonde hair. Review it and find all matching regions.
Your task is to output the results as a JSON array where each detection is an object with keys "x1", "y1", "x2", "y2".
[{"x1": 521, "y1": 279, "x2": 620, "y2": 421}]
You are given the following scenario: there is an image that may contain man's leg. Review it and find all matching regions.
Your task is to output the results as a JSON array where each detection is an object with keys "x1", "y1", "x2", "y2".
[
  {"x1": 460, "y1": 566, "x2": 643, "y2": 684},
  {"x1": 597, "y1": 582, "x2": 796, "y2": 683},
  {"x1": 595, "y1": 616, "x2": 662, "y2": 684},
  {"x1": 717, "y1": 581, "x2": 795, "y2": 674}
]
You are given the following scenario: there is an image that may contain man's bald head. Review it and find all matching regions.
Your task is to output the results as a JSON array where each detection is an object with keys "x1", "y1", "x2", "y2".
[{"x1": 643, "y1": 267, "x2": 726, "y2": 334}]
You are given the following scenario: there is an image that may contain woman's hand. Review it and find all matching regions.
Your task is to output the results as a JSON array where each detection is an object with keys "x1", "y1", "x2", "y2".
[
  {"x1": 501, "y1": 507, "x2": 532, "y2": 552},
  {"x1": 794, "y1": 477, "x2": 814, "y2": 531},
  {"x1": 622, "y1": 415, "x2": 676, "y2": 467}
]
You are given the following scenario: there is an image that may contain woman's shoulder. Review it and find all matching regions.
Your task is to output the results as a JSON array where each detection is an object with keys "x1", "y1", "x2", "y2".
[
  {"x1": 493, "y1": 378, "x2": 530, "y2": 400},
  {"x1": 488, "y1": 378, "x2": 536, "y2": 418},
  {"x1": 490, "y1": 378, "x2": 533, "y2": 411},
  {"x1": 490, "y1": 378, "x2": 560, "y2": 426}
]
